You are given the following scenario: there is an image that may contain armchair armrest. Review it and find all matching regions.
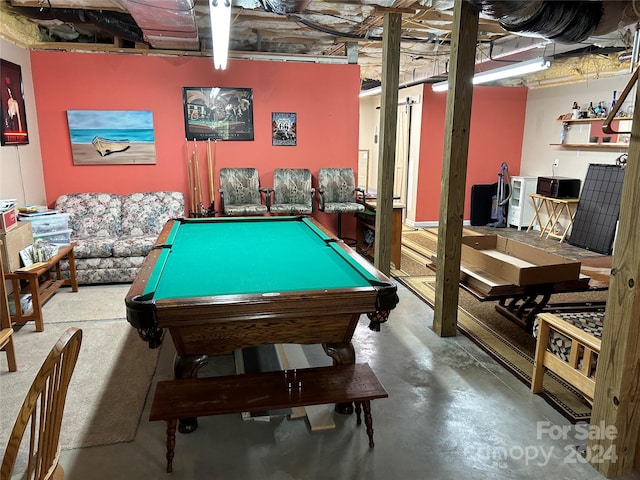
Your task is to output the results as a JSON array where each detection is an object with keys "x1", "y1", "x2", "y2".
[
  {"x1": 259, "y1": 187, "x2": 274, "y2": 211},
  {"x1": 317, "y1": 187, "x2": 325, "y2": 211},
  {"x1": 309, "y1": 187, "x2": 316, "y2": 212},
  {"x1": 218, "y1": 188, "x2": 226, "y2": 215}
]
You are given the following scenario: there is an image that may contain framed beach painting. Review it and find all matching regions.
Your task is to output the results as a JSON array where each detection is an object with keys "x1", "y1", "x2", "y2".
[
  {"x1": 183, "y1": 87, "x2": 254, "y2": 141},
  {"x1": 66, "y1": 110, "x2": 156, "y2": 165},
  {"x1": 1, "y1": 59, "x2": 29, "y2": 146}
]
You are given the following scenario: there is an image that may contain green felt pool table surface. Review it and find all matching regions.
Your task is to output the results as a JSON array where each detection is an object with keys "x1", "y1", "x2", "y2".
[
  {"x1": 126, "y1": 215, "x2": 398, "y2": 359},
  {"x1": 143, "y1": 216, "x2": 386, "y2": 300}
]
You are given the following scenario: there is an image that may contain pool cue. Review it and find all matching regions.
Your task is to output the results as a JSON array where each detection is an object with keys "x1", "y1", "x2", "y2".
[
  {"x1": 212, "y1": 139, "x2": 217, "y2": 213},
  {"x1": 191, "y1": 140, "x2": 199, "y2": 214},
  {"x1": 186, "y1": 139, "x2": 195, "y2": 214},
  {"x1": 206, "y1": 139, "x2": 214, "y2": 212},
  {"x1": 193, "y1": 139, "x2": 203, "y2": 214},
  {"x1": 213, "y1": 140, "x2": 217, "y2": 193}
]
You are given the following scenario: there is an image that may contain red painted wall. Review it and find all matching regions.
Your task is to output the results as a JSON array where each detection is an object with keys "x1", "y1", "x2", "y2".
[
  {"x1": 29, "y1": 51, "x2": 360, "y2": 235},
  {"x1": 416, "y1": 85, "x2": 527, "y2": 222}
]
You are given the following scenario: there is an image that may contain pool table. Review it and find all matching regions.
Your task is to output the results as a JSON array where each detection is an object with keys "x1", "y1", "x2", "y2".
[{"x1": 125, "y1": 216, "x2": 398, "y2": 430}]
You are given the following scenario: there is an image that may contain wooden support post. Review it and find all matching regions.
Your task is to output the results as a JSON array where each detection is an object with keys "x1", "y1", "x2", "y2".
[
  {"x1": 373, "y1": 12, "x2": 401, "y2": 276},
  {"x1": 432, "y1": 1, "x2": 479, "y2": 337},
  {"x1": 588, "y1": 77, "x2": 640, "y2": 477}
]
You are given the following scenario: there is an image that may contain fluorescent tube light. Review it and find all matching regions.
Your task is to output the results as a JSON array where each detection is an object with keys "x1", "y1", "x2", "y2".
[
  {"x1": 431, "y1": 81, "x2": 450, "y2": 92},
  {"x1": 210, "y1": 0, "x2": 231, "y2": 70},
  {"x1": 359, "y1": 86, "x2": 382, "y2": 98},
  {"x1": 431, "y1": 57, "x2": 552, "y2": 92}
]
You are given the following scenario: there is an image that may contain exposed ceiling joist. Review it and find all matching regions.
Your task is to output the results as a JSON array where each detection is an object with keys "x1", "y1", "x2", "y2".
[{"x1": 1, "y1": 0, "x2": 638, "y2": 88}]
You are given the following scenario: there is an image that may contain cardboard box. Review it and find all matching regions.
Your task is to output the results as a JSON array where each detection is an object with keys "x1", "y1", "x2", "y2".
[
  {"x1": 460, "y1": 235, "x2": 581, "y2": 286},
  {"x1": 0, "y1": 207, "x2": 17, "y2": 232},
  {"x1": 0, "y1": 221, "x2": 33, "y2": 273}
]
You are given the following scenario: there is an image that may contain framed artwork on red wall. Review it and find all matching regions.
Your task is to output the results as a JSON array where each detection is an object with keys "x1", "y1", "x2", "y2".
[
  {"x1": 272, "y1": 112, "x2": 297, "y2": 146},
  {"x1": 1, "y1": 59, "x2": 29, "y2": 146},
  {"x1": 66, "y1": 110, "x2": 156, "y2": 165},
  {"x1": 183, "y1": 87, "x2": 254, "y2": 141}
]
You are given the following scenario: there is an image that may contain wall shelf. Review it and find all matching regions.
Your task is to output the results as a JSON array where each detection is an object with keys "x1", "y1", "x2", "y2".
[
  {"x1": 553, "y1": 116, "x2": 632, "y2": 148},
  {"x1": 558, "y1": 117, "x2": 633, "y2": 124},
  {"x1": 550, "y1": 143, "x2": 629, "y2": 149}
]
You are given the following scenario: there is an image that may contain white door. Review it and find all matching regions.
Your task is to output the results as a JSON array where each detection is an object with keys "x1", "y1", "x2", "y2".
[{"x1": 394, "y1": 102, "x2": 411, "y2": 209}]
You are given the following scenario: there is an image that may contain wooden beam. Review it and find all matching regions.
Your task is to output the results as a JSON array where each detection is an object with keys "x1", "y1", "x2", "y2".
[
  {"x1": 432, "y1": 0, "x2": 479, "y2": 337},
  {"x1": 346, "y1": 42, "x2": 358, "y2": 64},
  {"x1": 414, "y1": 9, "x2": 506, "y2": 30},
  {"x1": 588, "y1": 75, "x2": 640, "y2": 477},
  {"x1": 373, "y1": 12, "x2": 402, "y2": 276},
  {"x1": 372, "y1": 7, "x2": 417, "y2": 15}
]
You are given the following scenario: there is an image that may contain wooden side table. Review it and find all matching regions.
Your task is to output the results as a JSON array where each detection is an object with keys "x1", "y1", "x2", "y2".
[
  {"x1": 355, "y1": 200, "x2": 404, "y2": 269},
  {"x1": 527, "y1": 194, "x2": 579, "y2": 243},
  {"x1": 5, "y1": 243, "x2": 78, "y2": 331}
]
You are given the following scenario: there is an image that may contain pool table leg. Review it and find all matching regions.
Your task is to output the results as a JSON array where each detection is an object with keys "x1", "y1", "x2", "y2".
[
  {"x1": 323, "y1": 341, "x2": 355, "y2": 415},
  {"x1": 173, "y1": 353, "x2": 209, "y2": 434}
]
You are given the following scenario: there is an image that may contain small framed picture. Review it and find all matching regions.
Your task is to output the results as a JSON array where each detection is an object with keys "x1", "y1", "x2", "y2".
[
  {"x1": 19, "y1": 245, "x2": 34, "y2": 267},
  {"x1": 272, "y1": 112, "x2": 297, "y2": 146},
  {"x1": 617, "y1": 133, "x2": 630, "y2": 144},
  {"x1": 1, "y1": 59, "x2": 29, "y2": 146}
]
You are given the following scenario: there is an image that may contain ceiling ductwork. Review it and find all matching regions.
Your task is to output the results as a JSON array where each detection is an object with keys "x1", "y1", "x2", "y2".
[
  {"x1": 3, "y1": 1, "x2": 640, "y2": 86},
  {"x1": 9, "y1": 0, "x2": 199, "y2": 50},
  {"x1": 470, "y1": 0, "x2": 637, "y2": 43},
  {"x1": 10, "y1": 5, "x2": 144, "y2": 43},
  {"x1": 120, "y1": 0, "x2": 199, "y2": 50}
]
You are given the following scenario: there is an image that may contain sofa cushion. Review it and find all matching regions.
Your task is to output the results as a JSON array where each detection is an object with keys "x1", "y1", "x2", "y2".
[
  {"x1": 62, "y1": 256, "x2": 146, "y2": 271},
  {"x1": 72, "y1": 237, "x2": 115, "y2": 259},
  {"x1": 121, "y1": 191, "x2": 184, "y2": 237},
  {"x1": 113, "y1": 236, "x2": 157, "y2": 257},
  {"x1": 55, "y1": 193, "x2": 123, "y2": 238}
]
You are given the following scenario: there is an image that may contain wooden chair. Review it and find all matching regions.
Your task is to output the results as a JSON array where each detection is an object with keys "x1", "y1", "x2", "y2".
[
  {"x1": 531, "y1": 312, "x2": 601, "y2": 402},
  {"x1": 0, "y1": 240, "x2": 17, "y2": 372},
  {"x1": 269, "y1": 168, "x2": 314, "y2": 215},
  {"x1": 1, "y1": 327, "x2": 82, "y2": 480}
]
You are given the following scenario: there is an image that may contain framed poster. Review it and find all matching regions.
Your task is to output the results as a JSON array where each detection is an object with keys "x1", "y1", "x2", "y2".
[
  {"x1": 1, "y1": 59, "x2": 29, "y2": 146},
  {"x1": 66, "y1": 110, "x2": 156, "y2": 165},
  {"x1": 183, "y1": 87, "x2": 254, "y2": 141},
  {"x1": 272, "y1": 112, "x2": 297, "y2": 146}
]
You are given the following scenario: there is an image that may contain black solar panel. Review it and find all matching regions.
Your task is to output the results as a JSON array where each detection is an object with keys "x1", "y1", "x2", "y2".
[{"x1": 568, "y1": 164, "x2": 624, "y2": 254}]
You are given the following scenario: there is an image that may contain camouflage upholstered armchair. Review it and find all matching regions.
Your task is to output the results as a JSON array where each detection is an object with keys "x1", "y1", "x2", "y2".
[
  {"x1": 269, "y1": 168, "x2": 314, "y2": 215},
  {"x1": 219, "y1": 168, "x2": 269, "y2": 216},
  {"x1": 317, "y1": 168, "x2": 365, "y2": 244}
]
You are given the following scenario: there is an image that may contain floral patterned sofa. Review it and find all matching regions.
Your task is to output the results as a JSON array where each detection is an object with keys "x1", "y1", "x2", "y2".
[{"x1": 54, "y1": 192, "x2": 184, "y2": 284}]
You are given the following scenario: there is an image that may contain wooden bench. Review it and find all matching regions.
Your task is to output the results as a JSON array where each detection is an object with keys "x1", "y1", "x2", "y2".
[
  {"x1": 149, "y1": 363, "x2": 388, "y2": 473},
  {"x1": 531, "y1": 312, "x2": 601, "y2": 402}
]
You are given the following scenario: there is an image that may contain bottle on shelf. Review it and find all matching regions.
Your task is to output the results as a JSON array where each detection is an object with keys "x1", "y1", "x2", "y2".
[
  {"x1": 595, "y1": 101, "x2": 607, "y2": 118},
  {"x1": 611, "y1": 90, "x2": 617, "y2": 112},
  {"x1": 571, "y1": 101, "x2": 580, "y2": 119},
  {"x1": 587, "y1": 102, "x2": 596, "y2": 118}
]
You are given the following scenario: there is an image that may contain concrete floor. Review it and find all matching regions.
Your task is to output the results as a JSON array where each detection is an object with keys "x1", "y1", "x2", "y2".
[{"x1": 58, "y1": 282, "x2": 640, "y2": 480}]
